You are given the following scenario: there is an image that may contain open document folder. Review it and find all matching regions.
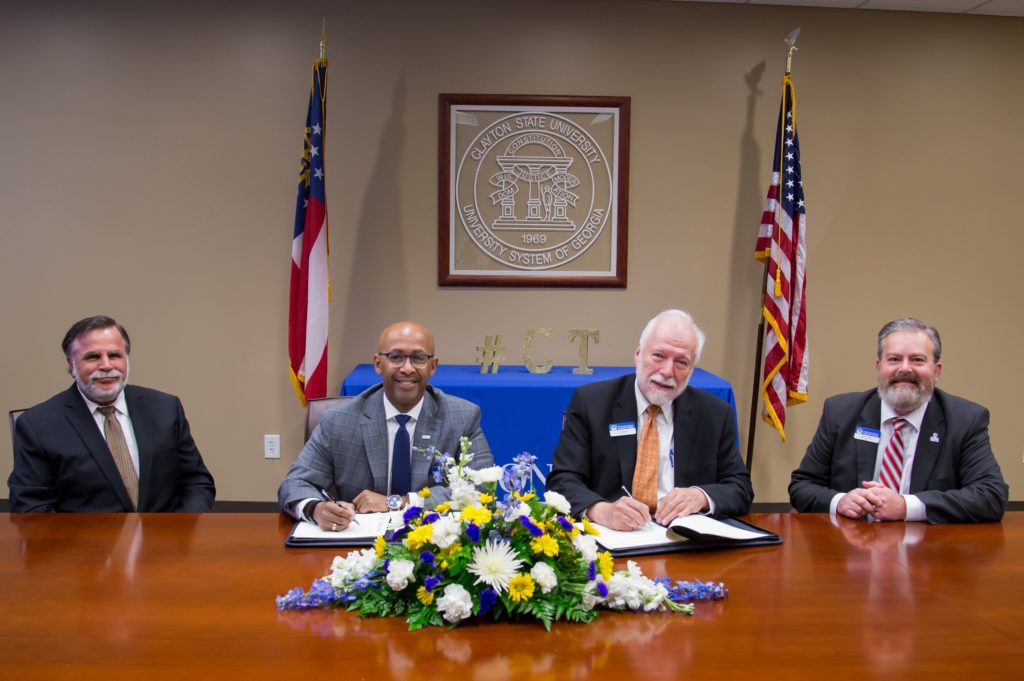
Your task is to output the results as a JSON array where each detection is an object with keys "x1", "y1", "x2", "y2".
[
  {"x1": 285, "y1": 512, "x2": 399, "y2": 548},
  {"x1": 589, "y1": 515, "x2": 782, "y2": 557}
]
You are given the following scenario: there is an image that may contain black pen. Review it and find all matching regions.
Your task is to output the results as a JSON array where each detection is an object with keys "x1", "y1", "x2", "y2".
[{"x1": 319, "y1": 487, "x2": 360, "y2": 526}]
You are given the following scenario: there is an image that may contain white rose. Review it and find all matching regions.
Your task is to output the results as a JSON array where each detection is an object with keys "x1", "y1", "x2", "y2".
[
  {"x1": 530, "y1": 561, "x2": 558, "y2": 593},
  {"x1": 466, "y1": 466, "x2": 504, "y2": 485},
  {"x1": 385, "y1": 559, "x2": 416, "y2": 591},
  {"x1": 572, "y1": 534, "x2": 599, "y2": 561},
  {"x1": 543, "y1": 490, "x2": 571, "y2": 515},
  {"x1": 430, "y1": 514, "x2": 461, "y2": 549},
  {"x1": 435, "y1": 583, "x2": 473, "y2": 623}
]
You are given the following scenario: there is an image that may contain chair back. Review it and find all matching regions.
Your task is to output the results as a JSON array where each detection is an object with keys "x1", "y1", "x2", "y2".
[
  {"x1": 9, "y1": 409, "x2": 25, "y2": 451},
  {"x1": 304, "y1": 397, "x2": 350, "y2": 442}
]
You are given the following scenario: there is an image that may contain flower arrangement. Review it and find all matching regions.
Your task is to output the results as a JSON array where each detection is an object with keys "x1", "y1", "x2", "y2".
[{"x1": 277, "y1": 438, "x2": 727, "y2": 630}]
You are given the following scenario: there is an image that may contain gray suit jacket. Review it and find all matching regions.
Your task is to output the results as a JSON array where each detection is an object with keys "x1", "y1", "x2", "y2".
[
  {"x1": 277, "y1": 384, "x2": 493, "y2": 516},
  {"x1": 789, "y1": 388, "x2": 1008, "y2": 523}
]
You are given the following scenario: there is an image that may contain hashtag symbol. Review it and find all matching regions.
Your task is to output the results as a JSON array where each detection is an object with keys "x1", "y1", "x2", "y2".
[{"x1": 476, "y1": 335, "x2": 505, "y2": 374}]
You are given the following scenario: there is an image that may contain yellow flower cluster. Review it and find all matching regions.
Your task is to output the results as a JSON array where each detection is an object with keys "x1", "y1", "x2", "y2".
[
  {"x1": 508, "y1": 573, "x2": 535, "y2": 603},
  {"x1": 416, "y1": 586, "x2": 434, "y2": 605},
  {"x1": 597, "y1": 551, "x2": 614, "y2": 581},
  {"x1": 374, "y1": 535, "x2": 387, "y2": 559},
  {"x1": 405, "y1": 524, "x2": 434, "y2": 551},
  {"x1": 531, "y1": 534, "x2": 559, "y2": 557},
  {"x1": 459, "y1": 505, "x2": 493, "y2": 526}
]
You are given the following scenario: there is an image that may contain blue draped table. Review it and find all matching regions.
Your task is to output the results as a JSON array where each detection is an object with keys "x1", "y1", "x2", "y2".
[{"x1": 341, "y1": 364, "x2": 737, "y2": 484}]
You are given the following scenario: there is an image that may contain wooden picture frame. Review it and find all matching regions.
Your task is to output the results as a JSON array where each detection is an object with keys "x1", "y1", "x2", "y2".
[{"x1": 439, "y1": 94, "x2": 629, "y2": 287}]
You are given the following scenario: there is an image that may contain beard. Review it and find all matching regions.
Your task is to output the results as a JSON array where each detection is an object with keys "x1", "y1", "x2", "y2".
[
  {"x1": 639, "y1": 372, "x2": 688, "y2": 407},
  {"x1": 878, "y1": 372, "x2": 933, "y2": 414},
  {"x1": 74, "y1": 367, "x2": 127, "y2": 404}
]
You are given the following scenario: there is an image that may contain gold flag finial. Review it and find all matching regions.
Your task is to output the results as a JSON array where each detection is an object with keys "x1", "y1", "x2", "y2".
[
  {"x1": 320, "y1": 18, "x2": 327, "y2": 59},
  {"x1": 784, "y1": 27, "x2": 800, "y2": 75}
]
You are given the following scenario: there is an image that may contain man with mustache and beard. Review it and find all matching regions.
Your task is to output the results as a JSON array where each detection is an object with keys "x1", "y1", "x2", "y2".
[
  {"x1": 9, "y1": 316, "x2": 215, "y2": 512},
  {"x1": 547, "y1": 310, "x2": 753, "y2": 530},
  {"x1": 790, "y1": 318, "x2": 1007, "y2": 523},
  {"x1": 278, "y1": 321, "x2": 493, "y2": 531}
]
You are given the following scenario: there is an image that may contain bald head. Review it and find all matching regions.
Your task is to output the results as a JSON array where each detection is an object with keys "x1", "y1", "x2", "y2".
[{"x1": 374, "y1": 321, "x2": 438, "y2": 412}]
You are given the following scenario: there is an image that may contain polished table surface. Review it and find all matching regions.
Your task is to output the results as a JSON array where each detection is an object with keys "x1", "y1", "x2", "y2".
[{"x1": 1, "y1": 512, "x2": 1021, "y2": 679}]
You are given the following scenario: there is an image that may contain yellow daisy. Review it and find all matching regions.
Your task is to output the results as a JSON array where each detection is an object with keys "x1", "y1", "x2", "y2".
[
  {"x1": 416, "y1": 586, "x2": 434, "y2": 605},
  {"x1": 531, "y1": 534, "x2": 559, "y2": 557},
  {"x1": 597, "y1": 551, "x2": 614, "y2": 581},
  {"x1": 374, "y1": 535, "x2": 387, "y2": 559},
  {"x1": 405, "y1": 524, "x2": 434, "y2": 551}
]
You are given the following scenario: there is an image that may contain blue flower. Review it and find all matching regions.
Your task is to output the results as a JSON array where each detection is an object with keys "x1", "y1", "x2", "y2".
[
  {"x1": 422, "y1": 513, "x2": 440, "y2": 525},
  {"x1": 587, "y1": 561, "x2": 597, "y2": 580},
  {"x1": 487, "y1": 529, "x2": 503, "y2": 542},
  {"x1": 519, "y1": 516, "x2": 543, "y2": 537},
  {"x1": 465, "y1": 522, "x2": 481, "y2": 543},
  {"x1": 557, "y1": 516, "x2": 574, "y2": 532},
  {"x1": 353, "y1": 576, "x2": 373, "y2": 591},
  {"x1": 420, "y1": 551, "x2": 436, "y2": 568},
  {"x1": 479, "y1": 587, "x2": 498, "y2": 615},
  {"x1": 424, "y1": 575, "x2": 441, "y2": 593},
  {"x1": 403, "y1": 506, "x2": 424, "y2": 524},
  {"x1": 596, "y1": 581, "x2": 609, "y2": 598}
]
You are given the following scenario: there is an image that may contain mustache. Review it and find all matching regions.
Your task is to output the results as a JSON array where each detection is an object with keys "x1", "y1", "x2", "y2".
[
  {"x1": 888, "y1": 372, "x2": 920, "y2": 387},
  {"x1": 89, "y1": 369, "x2": 124, "y2": 382}
]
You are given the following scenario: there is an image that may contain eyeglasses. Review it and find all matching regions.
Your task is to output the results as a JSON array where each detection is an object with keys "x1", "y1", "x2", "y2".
[{"x1": 377, "y1": 351, "x2": 434, "y2": 368}]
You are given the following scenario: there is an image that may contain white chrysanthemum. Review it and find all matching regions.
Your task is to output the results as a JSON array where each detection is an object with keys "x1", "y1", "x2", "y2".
[
  {"x1": 436, "y1": 583, "x2": 474, "y2": 623},
  {"x1": 467, "y1": 539, "x2": 524, "y2": 593},
  {"x1": 430, "y1": 514, "x2": 461, "y2": 549},
  {"x1": 466, "y1": 465, "x2": 504, "y2": 485},
  {"x1": 530, "y1": 561, "x2": 558, "y2": 593},
  {"x1": 572, "y1": 533, "x2": 599, "y2": 561},
  {"x1": 543, "y1": 490, "x2": 571, "y2": 515},
  {"x1": 603, "y1": 561, "x2": 668, "y2": 612},
  {"x1": 449, "y1": 476, "x2": 480, "y2": 510},
  {"x1": 329, "y1": 548, "x2": 377, "y2": 587},
  {"x1": 385, "y1": 559, "x2": 416, "y2": 591}
]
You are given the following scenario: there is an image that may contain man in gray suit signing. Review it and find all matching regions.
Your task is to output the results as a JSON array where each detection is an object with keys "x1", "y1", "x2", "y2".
[{"x1": 278, "y1": 321, "x2": 493, "y2": 531}]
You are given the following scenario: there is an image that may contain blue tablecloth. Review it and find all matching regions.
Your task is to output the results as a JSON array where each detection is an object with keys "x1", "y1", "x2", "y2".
[{"x1": 341, "y1": 365, "x2": 737, "y2": 483}]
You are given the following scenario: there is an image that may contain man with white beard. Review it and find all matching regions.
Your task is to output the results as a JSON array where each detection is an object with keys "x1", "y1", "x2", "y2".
[
  {"x1": 9, "y1": 315, "x2": 215, "y2": 512},
  {"x1": 789, "y1": 318, "x2": 1007, "y2": 523},
  {"x1": 547, "y1": 309, "x2": 753, "y2": 530}
]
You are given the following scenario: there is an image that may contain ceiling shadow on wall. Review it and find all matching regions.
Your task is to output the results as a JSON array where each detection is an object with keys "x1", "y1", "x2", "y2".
[
  {"x1": 338, "y1": 75, "x2": 409, "y2": 365},
  {"x1": 724, "y1": 61, "x2": 769, "y2": 452}
]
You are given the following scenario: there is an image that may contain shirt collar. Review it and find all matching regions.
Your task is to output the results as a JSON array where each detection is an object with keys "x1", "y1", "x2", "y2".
[
  {"x1": 633, "y1": 379, "x2": 674, "y2": 428},
  {"x1": 383, "y1": 394, "x2": 424, "y2": 422},
  {"x1": 880, "y1": 395, "x2": 930, "y2": 432}
]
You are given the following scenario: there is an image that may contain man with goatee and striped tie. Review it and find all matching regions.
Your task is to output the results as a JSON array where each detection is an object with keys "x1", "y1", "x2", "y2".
[{"x1": 790, "y1": 318, "x2": 1007, "y2": 524}]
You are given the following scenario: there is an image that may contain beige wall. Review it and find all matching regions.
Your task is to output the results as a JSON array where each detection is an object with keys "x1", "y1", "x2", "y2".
[{"x1": 2, "y1": 0, "x2": 1021, "y2": 503}]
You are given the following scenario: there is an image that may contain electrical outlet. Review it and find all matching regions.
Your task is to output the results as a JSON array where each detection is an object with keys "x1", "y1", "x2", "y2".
[{"x1": 264, "y1": 434, "x2": 281, "y2": 459}]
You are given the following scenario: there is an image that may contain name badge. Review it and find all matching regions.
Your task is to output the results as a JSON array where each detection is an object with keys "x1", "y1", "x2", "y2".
[
  {"x1": 609, "y1": 422, "x2": 637, "y2": 437},
  {"x1": 854, "y1": 426, "x2": 880, "y2": 444}
]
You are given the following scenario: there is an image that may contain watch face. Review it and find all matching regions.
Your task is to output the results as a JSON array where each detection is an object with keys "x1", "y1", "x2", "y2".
[{"x1": 387, "y1": 495, "x2": 402, "y2": 510}]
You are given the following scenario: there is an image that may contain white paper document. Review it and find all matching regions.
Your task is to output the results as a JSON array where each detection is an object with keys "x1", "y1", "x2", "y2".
[
  {"x1": 590, "y1": 515, "x2": 773, "y2": 553},
  {"x1": 289, "y1": 512, "x2": 392, "y2": 543}
]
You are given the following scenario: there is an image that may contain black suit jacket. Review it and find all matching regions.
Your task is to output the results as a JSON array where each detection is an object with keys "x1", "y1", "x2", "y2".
[
  {"x1": 789, "y1": 388, "x2": 1007, "y2": 524},
  {"x1": 8, "y1": 384, "x2": 216, "y2": 512},
  {"x1": 546, "y1": 374, "x2": 753, "y2": 518}
]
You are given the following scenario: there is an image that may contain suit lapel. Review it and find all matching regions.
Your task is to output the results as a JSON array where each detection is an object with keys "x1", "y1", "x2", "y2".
[
  {"x1": 613, "y1": 381, "x2": 640, "y2": 490},
  {"x1": 411, "y1": 389, "x2": 441, "y2": 489},
  {"x1": 909, "y1": 396, "x2": 945, "y2": 493},
  {"x1": 62, "y1": 386, "x2": 133, "y2": 511},
  {"x1": 671, "y1": 390, "x2": 698, "y2": 486},
  {"x1": 359, "y1": 391, "x2": 390, "y2": 493},
  {"x1": 125, "y1": 387, "x2": 152, "y2": 511},
  {"x1": 855, "y1": 395, "x2": 883, "y2": 484}
]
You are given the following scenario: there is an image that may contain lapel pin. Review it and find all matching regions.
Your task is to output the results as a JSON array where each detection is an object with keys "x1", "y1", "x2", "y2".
[{"x1": 929, "y1": 432, "x2": 940, "y2": 443}]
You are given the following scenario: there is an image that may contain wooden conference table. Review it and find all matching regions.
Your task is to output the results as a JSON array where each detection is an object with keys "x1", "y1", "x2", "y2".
[{"x1": 1, "y1": 512, "x2": 1021, "y2": 679}]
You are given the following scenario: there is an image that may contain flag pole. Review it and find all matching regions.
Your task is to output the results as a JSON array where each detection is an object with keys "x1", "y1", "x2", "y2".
[
  {"x1": 744, "y1": 28, "x2": 800, "y2": 473},
  {"x1": 320, "y1": 17, "x2": 327, "y2": 59}
]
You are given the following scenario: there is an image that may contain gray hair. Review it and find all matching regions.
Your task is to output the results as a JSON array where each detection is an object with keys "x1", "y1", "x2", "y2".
[
  {"x1": 877, "y1": 318, "x2": 941, "y2": 362},
  {"x1": 638, "y1": 309, "x2": 706, "y2": 364},
  {"x1": 62, "y1": 315, "x2": 131, "y2": 357}
]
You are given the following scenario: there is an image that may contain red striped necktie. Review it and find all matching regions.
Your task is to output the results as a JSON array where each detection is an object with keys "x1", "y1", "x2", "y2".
[{"x1": 879, "y1": 417, "x2": 908, "y2": 493}]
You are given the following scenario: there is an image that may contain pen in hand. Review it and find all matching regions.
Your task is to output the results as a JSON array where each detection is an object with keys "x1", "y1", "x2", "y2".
[
  {"x1": 621, "y1": 486, "x2": 657, "y2": 528},
  {"x1": 319, "y1": 487, "x2": 360, "y2": 526}
]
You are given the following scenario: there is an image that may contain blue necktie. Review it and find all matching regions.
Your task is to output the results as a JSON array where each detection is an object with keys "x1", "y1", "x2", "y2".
[{"x1": 391, "y1": 414, "x2": 412, "y2": 495}]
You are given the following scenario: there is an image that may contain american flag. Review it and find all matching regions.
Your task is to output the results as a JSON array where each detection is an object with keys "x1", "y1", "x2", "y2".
[
  {"x1": 755, "y1": 74, "x2": 808, "y2": 442},
  {"x1": 289, "y1": 56, "x2": 330, "y2": 406}
]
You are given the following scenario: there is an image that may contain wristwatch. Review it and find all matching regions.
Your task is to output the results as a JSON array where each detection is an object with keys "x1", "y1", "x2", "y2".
[{"x1": 386, "y1": 495, "x2": 403, "y2": 511}]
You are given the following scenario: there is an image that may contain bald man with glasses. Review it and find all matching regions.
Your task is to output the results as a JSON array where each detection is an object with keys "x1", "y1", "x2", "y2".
[{"x1": 278, "y1": 321, "x2": 493, "y2": 531}]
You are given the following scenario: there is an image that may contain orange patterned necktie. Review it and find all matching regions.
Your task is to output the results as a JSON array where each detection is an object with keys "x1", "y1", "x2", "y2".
[
  {"x1": 98, "y1": 405, "x2": 139, "y2": 510},
  {"x1": 631, "y1": 404, "x2": 661, "y2": 512}
]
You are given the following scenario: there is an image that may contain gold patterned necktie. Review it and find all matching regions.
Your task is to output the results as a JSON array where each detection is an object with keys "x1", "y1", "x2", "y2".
[
  {"x1": 631, "y1": 404, "x2": 661, "y2": 512},
  {"x1": 98, "y1": 405, "x2": 139, "y2": 510}
]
